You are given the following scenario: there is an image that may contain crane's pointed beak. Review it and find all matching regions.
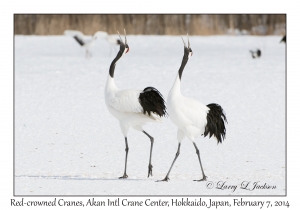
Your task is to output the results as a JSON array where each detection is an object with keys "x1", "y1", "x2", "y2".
[
  {"x1": 124, "y1": 29, "x2": 128, "y2": 45},
  {"x1": 117, "y1": 30, "x2": 124, "y2": 44},
  {"x1": 181, "y1": 36, "x2": 187, "y2": 47},
  {"x1": 123, "y1": 29, "x2": 129, "y2": 53}
]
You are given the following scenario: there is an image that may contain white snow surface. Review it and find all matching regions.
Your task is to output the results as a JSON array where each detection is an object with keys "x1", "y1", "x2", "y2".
[{"x1": 15, "y1": 35, "x2": 285, "y2": 196}]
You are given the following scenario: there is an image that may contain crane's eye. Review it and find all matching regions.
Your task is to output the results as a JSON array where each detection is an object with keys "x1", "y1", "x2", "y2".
[{"x1": 124, "y1": 44, "x2": 129, "y2": 53}]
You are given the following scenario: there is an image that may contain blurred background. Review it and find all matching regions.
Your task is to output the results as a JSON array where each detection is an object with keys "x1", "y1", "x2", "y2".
[{"x1": 14, "y1": 14, "x2": 286, "y2": 36}]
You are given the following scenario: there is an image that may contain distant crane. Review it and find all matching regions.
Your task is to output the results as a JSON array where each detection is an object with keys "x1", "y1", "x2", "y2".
[
  {"x1": 64, "y1": 30, "x2": 120, "y2": 57},
  {"x1": 96, "y1": 31, "x2": 121, "y2": 54},
  {"x1": 250, "y1": 49, "x2": 261, "y2": 59},
  {"x1": 159, "y1": 35, "x2": 227, "y2": 182},
  {"x1": 280, "y1": 35, "x2": 286, "y2": 43},
  {"x1": 105, "y1": 29, "x2": 167, "y2": 179},
  {"x1": 64, "y1": 30, "x2": 103, "y2": 58}
]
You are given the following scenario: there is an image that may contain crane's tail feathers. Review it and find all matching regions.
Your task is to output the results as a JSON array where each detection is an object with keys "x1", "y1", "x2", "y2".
[
  {"x1": 204, "y1": 103, "x2": 227, "y2": 144},
  {"x1": 150, "y1": 113, "x2": 164, "y2": 122},
  {"x1": 73, "y1": 36, "x2": 85, "y2": 46},
  {"x1": 139, "y1": 87, "x2": 168, "y2": 118}
]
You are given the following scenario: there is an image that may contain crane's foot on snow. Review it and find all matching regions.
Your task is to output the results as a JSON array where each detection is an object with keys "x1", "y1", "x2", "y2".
[
  {"x1": 193, "y1": 175, "x2": 207, "y2": 182},
  {"x1": 119, "y1": 174, "x2": 128, "y2": 179},
  {"x1": 156, "y1": 176, "x2": 170, "y2": 182},
  {"x1": 147, "y1": 164, "x2": 153, "y2": 177}
]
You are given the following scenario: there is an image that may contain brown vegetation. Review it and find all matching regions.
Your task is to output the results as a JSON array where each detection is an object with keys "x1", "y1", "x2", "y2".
[{"x1": 14, "y1": 14, "x2": 286, "y2": 35}]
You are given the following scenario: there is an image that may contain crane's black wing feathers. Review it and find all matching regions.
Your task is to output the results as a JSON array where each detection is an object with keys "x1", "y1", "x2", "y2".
[
  {"x1": 139, "y1": 87, "x2": 167, "y2": 117},
  {"x1": 204, "y1": 103, "x2": 227, "y2": 144}
]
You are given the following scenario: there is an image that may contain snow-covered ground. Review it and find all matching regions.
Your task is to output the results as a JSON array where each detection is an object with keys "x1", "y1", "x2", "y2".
[{"x1": 15, "y1": 35, "x2": 285, "y2": 195}]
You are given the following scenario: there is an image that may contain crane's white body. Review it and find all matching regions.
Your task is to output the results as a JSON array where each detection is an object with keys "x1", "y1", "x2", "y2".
[
  {"x1": 167, "y1": 46, "x2": 219, "y2": 144},
  {"x1": 168, "y1": 74, "x2": 210, "y2": 143},
  {"x1": 105, "y1": 75, "x2": 161, "y2": 136},
  {"x1": 89, "y1": 31, "x2": 120, "y2": 44}
]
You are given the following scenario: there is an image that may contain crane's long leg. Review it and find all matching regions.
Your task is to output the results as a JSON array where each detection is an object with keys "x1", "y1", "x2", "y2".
[
  {"x1": 143, "y1": 131, "x2": 154, "y2": 177},
  {"x1": 85, "y1": 49, "x2": 89, "y2": 58},
  {"x1": 193, "y1": 142, "x2": 207, "y2": 181},
  {"x1": 119, "y1": 137, "x2": 129, "y2": 179},
  {"x1": 86, "y1": 49, "x2": 92, "y2": 59},
  {"x1": 158, "y1": 143, "x2": 181, "y2": 182}
]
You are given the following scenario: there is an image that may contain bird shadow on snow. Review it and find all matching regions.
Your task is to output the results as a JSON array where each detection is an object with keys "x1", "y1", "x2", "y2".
[{"x1": 15, "y1": 175, "x2": 145, "y2": 181}]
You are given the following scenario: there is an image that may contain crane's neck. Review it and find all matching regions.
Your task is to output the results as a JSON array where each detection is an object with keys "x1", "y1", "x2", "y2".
[
  {"x1": 169, "y1": 51, "x2": 189, "y2": 97},
  {"x1": 178, "y1": 53, "x2": 189, "y2": 80},
  {"x1": 169, "y1": 74, "x2": 181, "y2": 96},
  {"x1": 105, "y1": 74, "x2": 118, "y2": 93},
  {"x1": 106, "y1": 45, "x2": 126, "y2": 93},
  {"x1": 109, "y1": 45, "x2": 125, "y2": 78}
]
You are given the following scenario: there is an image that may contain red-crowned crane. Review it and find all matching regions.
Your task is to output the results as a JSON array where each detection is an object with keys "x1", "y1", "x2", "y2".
[
  {"x1": 104, "y1": 29, "x2": 167, "y2": 179},
  {"x1": 64, "y1": 30, "x2": 120, "y2": 58},
  {"x1": 249, "y1": 49, "x2": 261, "y2": 59},
  {"x1": 159, "y1": 35, "x2": 227, "y2": 182}
]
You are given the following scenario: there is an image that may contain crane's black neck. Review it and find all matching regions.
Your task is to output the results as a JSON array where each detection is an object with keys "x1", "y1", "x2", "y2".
[
  {"x1": 109, "y1": 44, "x2": 125, "y2": 78},
  {"x1": 178, "y1": 49, "x2": 189, "y2": 80}
]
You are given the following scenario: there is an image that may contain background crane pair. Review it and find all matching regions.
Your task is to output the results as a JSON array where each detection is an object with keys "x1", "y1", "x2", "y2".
[{"x1": 104, "y1": 29, "x2": 227, "y2": 182}]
